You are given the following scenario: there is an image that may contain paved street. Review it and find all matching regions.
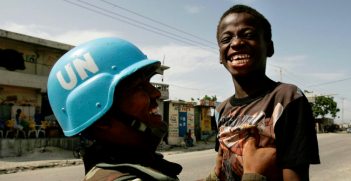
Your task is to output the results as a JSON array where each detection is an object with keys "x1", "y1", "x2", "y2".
[{"x1": 1, "y1": 133, "x2": 351, "y2": 181}]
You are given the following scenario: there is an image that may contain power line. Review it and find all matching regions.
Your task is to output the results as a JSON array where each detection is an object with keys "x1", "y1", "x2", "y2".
[
  {"x1": 303, "y1": 77, "x2": 351, "y2": 88},
  {"x1": 267, "y1": 64, "x2": 330, "y2": 94},
  {"x1": 78, "y1": 0, "x2": 217, "y2": 50},
  {"x1": 65, "y1": 0, "x2": 218, "y2": 54},
  {"x1": 100, "y1": 0, "x2": 218, "y2": 46},
  {"x1": 284, "y1": 71, "x2": 329, "y2": 94}
]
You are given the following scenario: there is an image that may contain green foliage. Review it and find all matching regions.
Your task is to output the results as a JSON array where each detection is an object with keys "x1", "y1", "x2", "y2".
[
  {"x1": 191, "y1": 97, "x2": 194, "y2": 101},
  {"x1": 309, "y1": 96, "x2": 340, "y2": 119},
  {"x1": 202, "y1": 95, "x2": 217, "y2": 101}
]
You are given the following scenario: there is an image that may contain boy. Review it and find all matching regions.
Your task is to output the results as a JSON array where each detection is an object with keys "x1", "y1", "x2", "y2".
[{"x1": 213, "y1": 5, "x2": 320, "y2": 181}]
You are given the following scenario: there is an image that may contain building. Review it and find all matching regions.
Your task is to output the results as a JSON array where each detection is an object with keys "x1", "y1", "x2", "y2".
[
  {"x1": 163, "y1": 100, "x2": 196, "y2": 145},
  {"x1": 194, "y1": 100, "x2": 218, "y2": 141},
  {"x1": 0, "y1": 29, "x2": 169, "y2": 135},
  {"x1": 0, "y1": 29, "x2": 75, "y2": 121}
]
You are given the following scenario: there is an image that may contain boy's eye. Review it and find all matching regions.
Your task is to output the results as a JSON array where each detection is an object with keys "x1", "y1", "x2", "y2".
[
  {"x1": 244, "y1": 33, "x2": 255, "y2": 39},
  {"x1": 220, "y1": 37, "x2": 232, "y2": 44}
]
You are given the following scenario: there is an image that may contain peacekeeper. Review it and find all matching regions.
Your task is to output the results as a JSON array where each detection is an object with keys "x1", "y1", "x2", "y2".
[
  {"x1": 47, "y1": 37, "x2": 280, "y2": 181},
  {"x1": 48, "y1": 37, "x2": 182, "y2": 180}
]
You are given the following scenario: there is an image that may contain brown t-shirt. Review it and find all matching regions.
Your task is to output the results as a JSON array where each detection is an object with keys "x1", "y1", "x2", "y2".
[{"x1": 215, "y1": 82, "x2": 320, "y2": 180}]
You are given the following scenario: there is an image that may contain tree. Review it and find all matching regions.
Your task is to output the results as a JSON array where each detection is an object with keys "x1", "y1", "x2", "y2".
[
  {"x1": 308, "y1": 94, "x2": 340, "y2": 119},
  {"x1": 202, "y1": 95, "x2": 217, "y2": 101}
]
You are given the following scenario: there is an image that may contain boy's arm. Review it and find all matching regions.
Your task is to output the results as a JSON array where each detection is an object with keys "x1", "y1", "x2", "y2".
[{"x1": 275, "y1": 94, "x2": 320, "y2": 181}]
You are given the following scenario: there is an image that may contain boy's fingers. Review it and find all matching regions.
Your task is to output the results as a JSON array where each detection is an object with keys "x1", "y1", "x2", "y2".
[
  {"x1": 218, "y1": 145, "x2": 223, "y2": 155},
  {"x1": 246, "y1": 127, "x2": 259, "y2": 152},
  {"x1": 215, "y1": 145, "x2": 223, "y2": 177}
]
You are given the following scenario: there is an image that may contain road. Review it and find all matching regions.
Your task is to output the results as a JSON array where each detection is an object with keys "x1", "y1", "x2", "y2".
[{"x1": 1, "y1": 133, "x2": 350, "y2": 181}]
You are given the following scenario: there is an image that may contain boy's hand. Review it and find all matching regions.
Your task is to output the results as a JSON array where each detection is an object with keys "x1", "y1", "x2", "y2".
[
  {"x1": 244, "y1": 127, "x2": 283, "y2": 181},
  {"x1": 214, "y1": 145, "x2": 223, "y2": 178}
]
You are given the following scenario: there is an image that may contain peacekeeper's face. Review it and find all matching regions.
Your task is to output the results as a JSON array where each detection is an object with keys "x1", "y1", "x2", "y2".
[
  {"x1": 88, "y1": 71, "x2": 167, "y2": 158},
  {"x1": 113, "y1": 72, "x2": 167, "y2": 129}
]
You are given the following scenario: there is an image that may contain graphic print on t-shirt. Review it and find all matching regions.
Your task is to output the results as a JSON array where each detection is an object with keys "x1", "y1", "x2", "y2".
[{"x1": 218, "y1": 103, "x2": 283, "y2": 180}]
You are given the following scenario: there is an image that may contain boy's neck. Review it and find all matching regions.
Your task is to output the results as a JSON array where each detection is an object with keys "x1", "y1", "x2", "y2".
[{"x1": 232, "y1": 74, "x2": 275, "y2": 98}]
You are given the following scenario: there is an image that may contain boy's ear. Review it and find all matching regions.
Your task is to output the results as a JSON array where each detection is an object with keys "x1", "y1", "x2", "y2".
[
  {"x1": 266, "y1": 41, "x2": 274, "y2": 57},
  {"x1": 219, "y1": 49, "x2": 223, "y2": 64}
]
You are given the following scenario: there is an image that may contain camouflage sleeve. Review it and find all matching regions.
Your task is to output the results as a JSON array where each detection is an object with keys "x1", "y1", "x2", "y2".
[
  {"x1": 202, "y1": 169, "x2": 220, "y2": 181},
  {"x1": 83, "y1": 166, "x2": 136, "y2": 181},
  {"x1": 202, "y1": 169, "x2": 266, "y2": 181},
  {"x1": 241, "y1": 173, "x2": 266, "y2": 181}
]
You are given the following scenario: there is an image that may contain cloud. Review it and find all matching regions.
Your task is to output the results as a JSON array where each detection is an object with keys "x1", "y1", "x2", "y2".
[
  {"x1": 53, "y1": 30, "x2": 121, "y2": 46},
  {"x1": 1, "y1": 22, "x2": 122, "y2": 46},
  {"x1": 184, "y1": 5, "x2": 204, "y2": 14},
  {"x1": 143, "y1": 44, "x2": 234, "y2": 101},
  {"x1": 267, "y1": 55, "x2": 307, "y2": 70},
  {"x1": 230, "y1": 0, "x2": 255, "y2": 4}
]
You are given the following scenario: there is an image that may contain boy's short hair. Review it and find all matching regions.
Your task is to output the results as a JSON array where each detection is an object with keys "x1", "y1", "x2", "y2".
[{"x1": 216, "y1": 5, "x2": 272, "y2": 43}]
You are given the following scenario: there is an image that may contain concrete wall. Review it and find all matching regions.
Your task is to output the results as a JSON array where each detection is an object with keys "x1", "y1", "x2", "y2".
[{"x1": 0, "y1": 138, "x2": 90, "y2": 158}]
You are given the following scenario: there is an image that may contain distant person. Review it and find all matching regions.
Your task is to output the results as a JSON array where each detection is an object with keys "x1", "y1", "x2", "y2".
[
  {"x1": 78, "y1": 133, "x2": 86, "y2": 148},
  {"x1": 14, "y1": 109, "x2": 24, "y2": 130},
  {"x1": 15, "y1": 109, "x2": 22, "y2": 126},
  {"x1": 34, "y1": 110, "x2": 43, "y2": 125},
  {"x1": 184, "y1": 129, "x2": 193, "y2": 147},
  {"x1": 14, "y1": 109, "x2": 27, "y2": 138},
  {"x1": 208, "y1": 4, "x2": 320, "y2": 181}
]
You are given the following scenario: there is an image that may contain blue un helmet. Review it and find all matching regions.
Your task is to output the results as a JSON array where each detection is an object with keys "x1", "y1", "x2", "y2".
[{"x1": 47, "y1": 38, "x2": 160, "y2": 136}]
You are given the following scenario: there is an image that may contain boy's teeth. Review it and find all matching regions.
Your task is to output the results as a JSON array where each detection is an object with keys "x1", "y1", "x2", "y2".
[
  {"x1": 231, "y1": 54, "x2": 251, "y2": 61},
  {"x1": 232, "y1": 59, "x2": 249, "y2": 65}
]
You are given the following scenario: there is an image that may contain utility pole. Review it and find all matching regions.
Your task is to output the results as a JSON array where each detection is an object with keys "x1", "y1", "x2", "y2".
[
  {"x1": 279, "y1": 68, "x2": 282, "y2": 82},
  {"x1": 341, "y1": 98, "x2": 346, "y2": 126}
]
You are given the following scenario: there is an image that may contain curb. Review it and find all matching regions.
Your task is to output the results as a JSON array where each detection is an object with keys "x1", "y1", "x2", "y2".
[{"x1": 0, "y1": 159, "x2": 83, "y2": 175}]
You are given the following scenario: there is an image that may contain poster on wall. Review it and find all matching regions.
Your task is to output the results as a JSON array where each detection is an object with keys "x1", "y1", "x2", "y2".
[
  {"x1": 201, "y1": 107, "x2": 212, "y2": 131},
  {"x1": 168, "y1": 104, "x2": 179, "y2": 137},
  {"x1": 187, "y1": 107, "x2": 195, "y2": 132}
]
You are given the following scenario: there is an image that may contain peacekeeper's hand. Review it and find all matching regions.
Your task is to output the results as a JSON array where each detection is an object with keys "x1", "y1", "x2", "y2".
[{"x1": 243, "y1": 127, "x2": 283, "y2": 181}]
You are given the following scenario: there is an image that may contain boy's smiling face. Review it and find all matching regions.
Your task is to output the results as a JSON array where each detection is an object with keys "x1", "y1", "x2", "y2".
[{"x1": 218, "y1": 13, "x2": 274, "y2": 78}]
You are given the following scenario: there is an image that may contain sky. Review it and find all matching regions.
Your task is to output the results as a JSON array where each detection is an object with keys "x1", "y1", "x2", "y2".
[{"x1": 1, "y1": 0, "x2": 350, "y2": 124}]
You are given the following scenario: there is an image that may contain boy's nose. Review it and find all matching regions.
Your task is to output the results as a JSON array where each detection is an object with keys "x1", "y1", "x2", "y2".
[{"x1": 230, "y1": 37, "x2": 244, "y2": 48}]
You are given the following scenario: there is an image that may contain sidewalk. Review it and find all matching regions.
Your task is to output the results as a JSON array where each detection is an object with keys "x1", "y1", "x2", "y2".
[{"x1": 0, "y1": 140, "x2": 215, "y2": 175}]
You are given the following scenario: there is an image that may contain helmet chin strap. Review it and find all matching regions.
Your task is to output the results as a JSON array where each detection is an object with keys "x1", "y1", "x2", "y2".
[
  {"x1": 112, "y1": 111, "x2": 167, "y2": 139},
  {"x1": 131, "y1": 119, "x2": 148, "y2": 132}
]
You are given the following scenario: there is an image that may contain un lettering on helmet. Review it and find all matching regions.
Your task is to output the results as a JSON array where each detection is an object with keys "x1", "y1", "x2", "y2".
[{"x1": 56, "y1": 53, "x2": 99, "y2": 90}]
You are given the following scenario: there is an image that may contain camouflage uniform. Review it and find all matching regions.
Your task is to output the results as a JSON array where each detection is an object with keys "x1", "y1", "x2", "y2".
[
  {"x1": 202, "y1": 169, "x2": 266, "y2": 181},
  {"x1": 82, "y1": 141, "x2": 181, "y2": 181},
  {"x1": 84, "y1": 163, "x2": 179, "y2": 181}
]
